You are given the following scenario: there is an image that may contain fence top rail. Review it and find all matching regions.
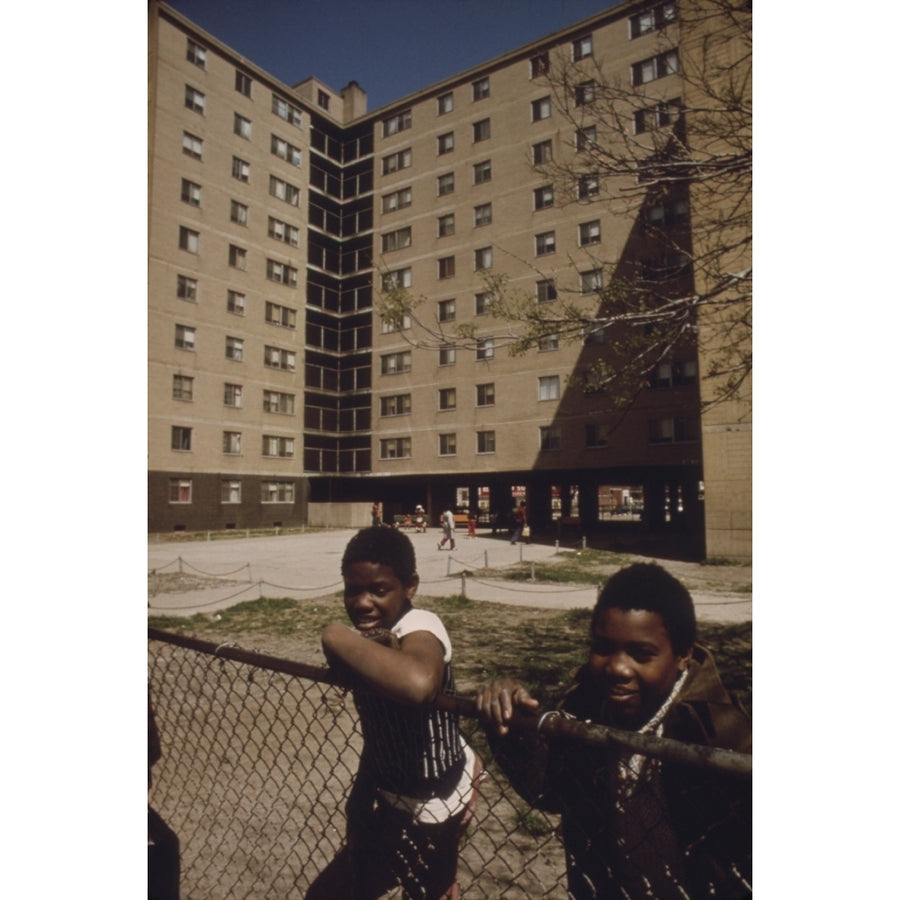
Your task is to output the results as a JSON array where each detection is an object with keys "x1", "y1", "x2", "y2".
[{"x1": 148, "y1": 627, "x2": 751, "y2": 778}]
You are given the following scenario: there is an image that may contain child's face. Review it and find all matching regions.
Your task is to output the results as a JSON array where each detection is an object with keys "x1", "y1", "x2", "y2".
[
  {"x1": 342, "y1": 561, "x2": 417, "y2": 632},
  {"x1": 587, "y1": 606, "x2": 691, "y2": 726}
]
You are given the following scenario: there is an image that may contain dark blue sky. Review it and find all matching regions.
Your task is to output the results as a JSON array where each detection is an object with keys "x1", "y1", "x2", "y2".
[{"x1": 165, "y1": 0, "x2": 619, "y2": 111}]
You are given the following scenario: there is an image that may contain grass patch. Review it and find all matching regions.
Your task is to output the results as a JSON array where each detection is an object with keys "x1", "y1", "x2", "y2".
[
  {"x1": 492, "y1": 547, "x2": 630, "y2": 585},
  {"x1": 149, "y1": 592, "x2": 751, "y2": 716}
]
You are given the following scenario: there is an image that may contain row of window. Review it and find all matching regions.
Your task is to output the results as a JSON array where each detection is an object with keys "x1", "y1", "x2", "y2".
[
  {"x1": 378, "y1": 415, "x2": 695, "y2": 460},
  {"x1": 177, "y1": 276, "x2": 296, "y2": 324},
  {"x1": 378, "y1": 377, "x2": 557, "y2": 418},
  {"x1": 378, "y1": 10, "x2": 677, "y2": 139},
  {"x1": 178, "y1": 226, "x2": 299, "y2": 284},
  {"x1": 174, "y1": 326, "x2": 297, "y2": 370},
  {"x1": 172, "y1": 376, "x2": 296, "y2": 413},
  {"x1": 169, "y1": 477, "x2": 295, "y2": 505},
  {"x1": 171, "y1": 426, "x2": 296, "y2": 457}
]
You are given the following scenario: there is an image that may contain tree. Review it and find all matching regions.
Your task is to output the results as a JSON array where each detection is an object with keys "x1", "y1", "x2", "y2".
[{"x1": 379, "y1": 0, "x2": 751, "y2": 414}]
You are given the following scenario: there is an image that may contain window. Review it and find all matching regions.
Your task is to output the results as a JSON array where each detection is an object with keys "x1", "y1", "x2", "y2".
[
  {"x1": 264, "y1": 390, "x2": 296, "y2": 414},
  {"x1": 634, "y1": 99, "x2": 681, "y2": 134},
  {"x1": 474, "y1": 246, "x2": 492, "y2": 270},
  {"x1": 380, "y1": 393, "x2": 411, "y2": 416},
  {"x1": 437, "y1": 132, "x2": 454, "y2": 155},
  {"x1": 581, "y1": 268, "x2": 603, "y2": 293},
  {"x1": 173, "y1": 374, "x2": 193, "y2": 401},
  {"x1": 576, "y1": 125, "x2": 597, "y2": 151},
  {"x1": 382, "y1": 268, "x2": 412, "y2": 290},
  {"x1": 578, "y1": 172, "x2": 600, "y2": 199},
  {"x1": 536, "y1": 279, "x2": 557, "y2": 303},
  {"x1": 530, "y1": 52, "x2": 549, "y2": 78},
  {"x1": 227, "y1": 290, "x2": 245, "y2": 315},
  {"x1": 531, "y1": 96, "x2": 551, "y2": 122},
  {"x1": 472, "y1": 77, "x2": 490, "y2": 100},
  {"x1": 476, "y1": 383, "x2": 495, "y2": 407},
  {"x1": 182, "y1": 131, "x2": 203, "y2": 159},
  {"x1": 438, "y1": 299, "x2": 456, "y2": 322},
  {"x1": 263, "y1": 434, "x2": 295, "y2": 458},
  {"x1": 644, "y1": 199, "x2": 690, "y2": 229},
  {"x1": 632, "y1": 50, "x2": 679, "y2": 86},
  {"x1": 439, "y1": 433, "x2": 457, "y2": 456},
  {"x1": 265, "y1": 301, "x2": 296, "y2": 328},
  {"x1": 382, "y1": 227, "x2": 412, "y2": 253},
  {"x1": 439, "y1": 344, "x2": 456, "y2": 366},
  {"x1": 272, "y1": 95, "x2": 302, "y2": 127},
  {"x1": 268, "y1": 216, "x2": 299, "y2": 246},
  {"x1": 630, "y1": 2, "x2": 677, "y2": 38},
  {"x1": 380, "y1": 438, "x2": 411, "y2": 459},
  {"x1": 649, "y1": 416, "x2": 698, "y2": 444},
  {"x1": 381, "y1": 351, "x2": 411, "y2": 375},
  {"x1": 474, "y1": 203, "x2": 492, "y2": 227},
  {"x1": 477, "y1": 431, "x2": 496, "y2": 454},
  {"x1": 231, "y1": 200, "x2": 248, "y2": 225},
  {"x1": 439, "y1": 387, "x2": 457, "y2": 411},
  {"x1": 221, "y1": 480, "x2": 242, "y2": 504},
  {"x1": 538, "y1": 333, "x2": 559, "y2": 351},
  {"x1": 169, "y1": 478, "x2": 192, "y2": 503},
  {"x1": 271, "y1": 137, "x2": 301, "y2": 169},
  {"x1": 178, "y1": 226, "x2": 199, "y2": 254},
  {"x1": 438, "y1": 256, "x2": 455, "y2": 279},
  {"x1": 226, "y1": 336, "x2": 244, "y2": 361},
  {"x1": 262, "y1": 481, "x2": 295, "y2": 503},
  {"x1": 232, "y1": 156, "x2": 250, "y2": 182},
  {"x1": 473, "y1": 159, "x2": 492, "y2": 184},
  {"x1": 476, "y1": 337, "x2": 495, "y2": 361},
  {"x1": 383, "y1": 187, "x2": 412, "y2": 213},
  {"x1": 437, "y1": 92, "x2": 454, "y2": 114},
  {"x1": 171, "y1": 426, "x2": 192, "y2": 451},
  {"x1": 475, "y1": 292, "x2": 493, "y2": 316},
  {"x1": 184, "y1": 85, "x2": 205, "y2": 113},
  {"x1": 573, "y1": 34, "x2": 593, "y2": 60},
  {"x1": 177, "y1": 275, "x2": 197, "y2": 301},
  {"x1": 579, "y1": 219, "x2": 601, "y2": 245},
  {"x1": 650, "y1": 360, "x2": 699, "y2": 387},
  {"x1": 234, "y1": 113, "x2": 252, "y2": 138},
  {"x1": 574, "y1": 81, "x2": 595, "y2": 107},
  {"x1": 235, "y1": 70, "x2": 252, "y2": 97},
  {"x1": 438, "y1": 214, "x2": 455, "y2": 237},
  {"x1": 535, "y1": 231, "x2": 556, "y2": 256},
  {"x1": 437, "y1": 172, "x2": 455, "y2": 196},
  {"x1": 223, "y1": 431, "x2": 242, "y2": 455},
  {"x1": 540, "y1": 426, "x2": 562, "y2": 451},
  {"x1": 473, "y1": 118, "x2": 491, "y2": 142},
  {"x1": 269, "y1": 175, "x2": 300, "y2": 205},
  {"x1": 175, "y1": 324, "x2": 195, "y2": 351},
  {"x1": 187, "y1": 39, "x2": 206, "y2": 68},
  {"x1": 533, "y1": 140, "x2": 552, "y2": 165},
  {"x1": 539, "y1": 375, "x2": 560, "y2": 401},
  {"x1": 534, "y1": 185, "x2": 554, "y2": 210},
  {"x1": 224, "y1": 383, "x2": 243, "y2": 407},
  {"x1": 228, "y1": 244, "x2": 247, "y2": 270},
  {"x1": 266, "y1": 259, "x2": 298, "y2": 287},
  {"x1": 264, "y1": 345, "x2": 296, "y2": 371},
  {"x1": 585, "y1": 423, "x2": 608, "y2": 447},
  {"x1": 381, "y1": 311, "x2": 411, "y2": 334},
  {"x1": 383, "y1": 149, "x2": 412, "y2": 175},
  {"x1": 317, "y1": 90, "x2": 330, "y2": 110},
  {"x1": 383, "y1": 110, "x2": 412, "y2": 136}
]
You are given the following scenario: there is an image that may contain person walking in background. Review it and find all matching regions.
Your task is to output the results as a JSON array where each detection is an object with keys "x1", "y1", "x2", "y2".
[
  {"x1": 415, "y1": 504, "x2": 427, "y2": 533},
  {"x1": 437, "y1": 507, "x2": 456, "y2": 551},
  {"x1": 467, "y1": 512, "x2": 477, "y2": 539},
  {"x1": 371, "y1": 501, "x2": 382, "y2": 527},
  {"x1": 510, "y1": 501, "x2": 527, "y2": 544},
  {"x1": 310, "y1": 527, "x2": 481, "y2": 900}
]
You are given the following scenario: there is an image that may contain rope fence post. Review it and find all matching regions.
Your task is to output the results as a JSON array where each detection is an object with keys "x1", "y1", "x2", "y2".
[{"x1": 460, "y1": 571, "x2": 467, "y2": 599}]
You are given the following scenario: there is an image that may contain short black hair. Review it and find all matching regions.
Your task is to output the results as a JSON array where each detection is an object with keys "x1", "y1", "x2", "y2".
[
  {"x1": 341, "y1": 526, "x2": 418, "y2": 585},
  {"x1": 592, "y1": 563, "x2": 696, "y2": 656}
]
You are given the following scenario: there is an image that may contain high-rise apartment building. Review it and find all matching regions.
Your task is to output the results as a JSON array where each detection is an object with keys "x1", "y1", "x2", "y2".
[{"x1": 148, "y1": 0, "x2": 751, "y2": 560}]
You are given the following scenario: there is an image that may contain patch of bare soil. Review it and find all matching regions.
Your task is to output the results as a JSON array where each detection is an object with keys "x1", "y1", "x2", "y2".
[{"x1": 148, "y1": 572, "x2": 243, "y2": 597}]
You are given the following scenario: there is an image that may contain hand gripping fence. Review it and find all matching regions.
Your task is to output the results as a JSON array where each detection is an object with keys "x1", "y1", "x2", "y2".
[{"x1": 148, "y1": 627, "x2": 751, "y2": 899}]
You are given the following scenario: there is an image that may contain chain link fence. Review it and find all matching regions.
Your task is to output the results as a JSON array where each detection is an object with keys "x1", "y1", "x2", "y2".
[{"x1": 149, "y1": 628, "x2": 750, "y2": 899}]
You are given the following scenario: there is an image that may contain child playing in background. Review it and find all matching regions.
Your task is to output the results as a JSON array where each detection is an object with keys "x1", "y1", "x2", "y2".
[
  {"x1": 308, "y1": 526, "x2": 480, "y2": 900},
  {"x1": 476, "y1": 562, "x2": 751, "y2": 899}
]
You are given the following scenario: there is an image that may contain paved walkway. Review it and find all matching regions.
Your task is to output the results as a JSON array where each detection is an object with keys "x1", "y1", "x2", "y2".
[{"x1": 148, "y1": 528, "x2": 751, "y2": 623}]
